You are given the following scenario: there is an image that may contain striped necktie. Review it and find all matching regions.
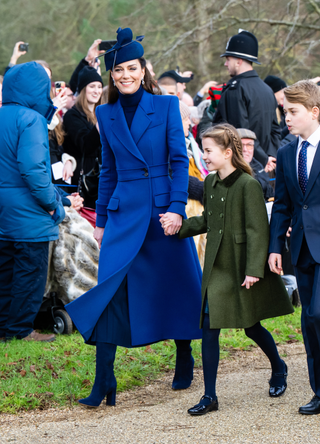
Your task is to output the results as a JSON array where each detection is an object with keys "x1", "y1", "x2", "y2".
[{"x1": 298, "y1": 140, "x2": 310, "y2": 194}]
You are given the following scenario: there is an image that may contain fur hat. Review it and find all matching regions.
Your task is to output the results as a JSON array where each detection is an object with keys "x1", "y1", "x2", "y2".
[
  {"x1": 78, "y1": 66, "x2": 103, "y2": 93},
  {"x1": 104, "y1": 28, "x2": 144, "y2": 71},
  {"x1": 179, "y1": 100, "x2": 191, "y2": 120}
]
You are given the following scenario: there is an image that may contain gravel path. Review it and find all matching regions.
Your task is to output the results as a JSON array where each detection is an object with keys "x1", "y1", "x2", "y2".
[{"x1": 1, "y1": 342, "x2": 319, "y2": 443}]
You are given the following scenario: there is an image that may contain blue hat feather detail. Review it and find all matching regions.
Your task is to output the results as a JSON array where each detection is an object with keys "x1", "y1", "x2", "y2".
[{"x1": 104, "y1": 27, "x2": 144, "y2": 71}]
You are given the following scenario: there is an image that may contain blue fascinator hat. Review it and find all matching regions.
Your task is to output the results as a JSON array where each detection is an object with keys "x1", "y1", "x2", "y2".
[{"x1": 103, "y1": 28, "x2": 144, "y2": 71}]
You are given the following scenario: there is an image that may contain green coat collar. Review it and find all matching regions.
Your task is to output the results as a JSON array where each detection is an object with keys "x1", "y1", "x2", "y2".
[{"x1": 212, "y1": 168, "x2": 243, "y2": 188}]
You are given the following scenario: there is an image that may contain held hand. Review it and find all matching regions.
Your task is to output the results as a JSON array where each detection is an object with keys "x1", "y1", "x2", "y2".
[
  {"x1": 52, "y1": 89, "x2": 68, "y2": 112},
  {"x1": 268, "y1": 253, "x2": 283, "y2": 275},
  {"x1": 85, "y1": 39, "x2": 105, "y2": 64},
  {"x1": 67, "y1": 194, "x2": 84, "y2": 212},
  {"x1": 49, "y1": 210, "x2": 54, "y2": 216},
  {"x1": 159, "y1": 212, "x2": 182, "y2": 236},
  {"x1": 10, "y1": 41, "x2": 27, "y2": 65},
  {"x1": 62, "y1": 160, "x2": 74, "y2": 181},
  {"x1": 93, "y1": 227, "x2": 105, "y2": 249},
  {"x1": 241, "y1": 276, "x2": 260, "y2": 289}
]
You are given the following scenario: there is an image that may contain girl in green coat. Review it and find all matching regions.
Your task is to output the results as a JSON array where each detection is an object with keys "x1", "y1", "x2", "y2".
[{"x1": 160, "y1": 124, "x2": 293, "y2": 416}]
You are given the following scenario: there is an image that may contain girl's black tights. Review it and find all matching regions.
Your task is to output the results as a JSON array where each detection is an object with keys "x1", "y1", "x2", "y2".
[{"x1": 202, "y1": 314, "x2": 284, "y2": 400}]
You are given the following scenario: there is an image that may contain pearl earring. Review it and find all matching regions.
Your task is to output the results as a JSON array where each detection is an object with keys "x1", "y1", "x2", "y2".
[{"x1": 141, "y1": 78, "x2": 145, "y2": 85}]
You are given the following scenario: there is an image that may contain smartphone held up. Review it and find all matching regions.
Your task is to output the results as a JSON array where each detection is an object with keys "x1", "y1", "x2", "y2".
[
  {"x1": 19, "y1": 43, "x2": 29, "y2": 52},
  {"x1": 55, "y1": 81, "x2": 66, "y2": 96}
]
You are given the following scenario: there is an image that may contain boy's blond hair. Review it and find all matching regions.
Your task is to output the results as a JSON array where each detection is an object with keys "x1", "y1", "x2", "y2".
[{"x1": 284, "y1": 80, "x2": 320, "y2": 122}]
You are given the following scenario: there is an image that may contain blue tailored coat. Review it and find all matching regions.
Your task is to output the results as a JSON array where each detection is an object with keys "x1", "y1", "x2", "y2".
[
  {"x1": 0, "y1": 62, "x2": 65, "y2": 242},
  {"x1": 66, "y1": 91, "x2": 202, "y2": 346},
  {"x1": 269, "y1": 138, "x2": 320, "y2": 265}
]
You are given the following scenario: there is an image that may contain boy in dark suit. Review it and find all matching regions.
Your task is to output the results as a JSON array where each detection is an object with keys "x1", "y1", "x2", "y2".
[{"x1": 269, "y1": 80, "x2": 320, "y2": 415}]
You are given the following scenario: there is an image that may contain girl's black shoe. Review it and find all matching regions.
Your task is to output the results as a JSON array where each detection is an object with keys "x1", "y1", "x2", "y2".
[
  {"x1": 269, "y1": 361, "x2": 288, "y2": 397},
  {"x1": 187, "y1": 395, "x2": 218, "y2": 416}
]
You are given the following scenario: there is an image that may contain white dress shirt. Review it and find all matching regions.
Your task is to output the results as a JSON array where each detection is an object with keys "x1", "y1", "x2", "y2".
[{"x1": 297, "y1": 125, "x2": 320, "y2": 179}]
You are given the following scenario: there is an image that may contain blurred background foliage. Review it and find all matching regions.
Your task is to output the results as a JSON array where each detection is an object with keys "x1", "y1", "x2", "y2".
[{"x1": 1, "y1": 0, "x2": 320, "y2": 94}]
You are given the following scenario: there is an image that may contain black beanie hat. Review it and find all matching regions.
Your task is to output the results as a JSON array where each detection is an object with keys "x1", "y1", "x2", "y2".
[
  {"x1": 77, "y1": 66, "x2": 103, "y2": 93},
  {"x1": 264, "y1": 75, "x2": 287, "y2": 93}
]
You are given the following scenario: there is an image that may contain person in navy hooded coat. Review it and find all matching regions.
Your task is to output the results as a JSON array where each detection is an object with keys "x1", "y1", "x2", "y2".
[
  {"x1": 66, "y1": 28, "x2": 202, "y2": 408},
  {"x1": 0, "y1": 62, "x2": 65, "y2": 342}
]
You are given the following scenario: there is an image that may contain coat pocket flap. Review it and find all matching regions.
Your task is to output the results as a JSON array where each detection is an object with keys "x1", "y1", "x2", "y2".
[
  {"x1": 234, "y1": 233, "x2": 247, "y2": 243},
  {"x1": 107, "y1": 197, "x2": 119, "y2": 211},
  {"x1": 154, "y1": 193, "x2": 170, "y2": 208}
]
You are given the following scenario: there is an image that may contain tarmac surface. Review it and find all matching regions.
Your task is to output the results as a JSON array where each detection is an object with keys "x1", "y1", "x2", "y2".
[{"x1": 0, "y1": 342, "x2": 319, "y2": 444}]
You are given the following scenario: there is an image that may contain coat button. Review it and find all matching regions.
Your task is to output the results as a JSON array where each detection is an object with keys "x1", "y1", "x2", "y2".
[
  {"x1": 207, "y1": 227, "x2": 211, "y2": 232},
  {"x1": 220, "y1": 213, "x2": 224, "y2": 218},
  {"x1": 221, "y1": 197, "x2": 225, "y2": 202},
  {"x1": 303, "y1": 205, "x2": 308, "y2": 210},
  {"x1": 143, "y1": 168, "x2": 149, "y2": 177},
  {"x1": 210, "y1": 195, "x2": 214, "y2": 199},
  {"x1": 219, "y1": 229, "x2": 223, "y2": 234},
  {"x1": 300, "y1": 226, "x2": 303, "y2": 229},
  {"x1": 208, "y1": 211, "x2": 212, "y2": 216}
]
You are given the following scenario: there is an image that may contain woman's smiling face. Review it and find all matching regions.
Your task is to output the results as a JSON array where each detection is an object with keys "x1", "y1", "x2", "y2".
[{"x1": 111, "y1": 59, "x2": 145, "y2": 95}]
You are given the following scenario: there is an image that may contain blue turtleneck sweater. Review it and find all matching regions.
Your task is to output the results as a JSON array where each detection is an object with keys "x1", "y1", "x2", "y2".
[{"x1": 119, "y1": 86, "x2": 144, "y2": 130}]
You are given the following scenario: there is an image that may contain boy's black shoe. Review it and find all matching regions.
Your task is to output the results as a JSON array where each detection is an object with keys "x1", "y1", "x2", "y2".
[
  {"x1": 299, "y1": 395, "x2": 320, "y2": 415},
  {"x1": 188, "y1": 395, "x2": 218, "y2": 416}
]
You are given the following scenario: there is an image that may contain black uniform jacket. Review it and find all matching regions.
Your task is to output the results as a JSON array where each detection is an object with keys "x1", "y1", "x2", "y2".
[{"x1": 213, "y1": 70, "x2": 280, "y2": 167}]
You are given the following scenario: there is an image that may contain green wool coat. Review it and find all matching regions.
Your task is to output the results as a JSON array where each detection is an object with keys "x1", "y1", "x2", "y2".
[{"x1": 179, "y1": 169, "x2": 294, "y2": 329}]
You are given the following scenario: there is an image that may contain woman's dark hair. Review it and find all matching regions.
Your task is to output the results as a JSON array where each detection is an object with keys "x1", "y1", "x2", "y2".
[{"x1": 108, "y1": 57, "x2": 161, "y2": 103}]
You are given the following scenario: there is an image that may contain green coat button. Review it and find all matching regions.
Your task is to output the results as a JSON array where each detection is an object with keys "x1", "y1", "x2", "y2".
[
  {"x1": 208, "y1": 211, "x2": 212, "y2": 216},
  {"x1": 207, "y1": 227, "x2": 211, "y2": 232},
  {"x1": 221, "y1": 197, "x2": 225, "y2": 202},
  {"x1": 219, "y1": 229, "x2": 223, "y2": 234},
  {"x1": 210, "y1": 195, "x2": 214, "y2": 199},
  {"x1": 220, "y1": 213, "x2": 224, "y2": 218}
]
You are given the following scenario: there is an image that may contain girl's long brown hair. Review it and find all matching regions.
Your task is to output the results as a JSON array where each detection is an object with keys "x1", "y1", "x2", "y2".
[
  {"x1": 108, "y1": 57, "x2": 161, "y2": 104},
  {"x1": 202, "y1": 124, "x2": 252, "y2": 176},
  {"x1": 75, "y1": 87, "x2": 101, "y2": 125}
]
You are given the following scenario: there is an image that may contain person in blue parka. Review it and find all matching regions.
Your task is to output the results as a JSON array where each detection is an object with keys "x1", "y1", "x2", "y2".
[
  {"x1": 65, "y1": 28, "x2": 203, "y2": 408},
  {"x1": 0, "y1": 62, "x2": 65, "y2": 342}
]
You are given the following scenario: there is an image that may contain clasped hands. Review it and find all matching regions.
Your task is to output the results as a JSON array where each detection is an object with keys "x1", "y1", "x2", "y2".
[{"x1": 159, "y1": 212, "x2": 182, "y2": 236}]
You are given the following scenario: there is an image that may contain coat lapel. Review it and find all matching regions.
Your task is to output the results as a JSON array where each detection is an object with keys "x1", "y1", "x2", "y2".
[
  {"x1": 110, "y1": 99, "x2": 146, "y2": 163},
  {"x1": 305, "y1": 141, "x2": 320, "y2": 199},
  {"x1": 130, "y1": 90, "x2": 155, "y2": 146}
]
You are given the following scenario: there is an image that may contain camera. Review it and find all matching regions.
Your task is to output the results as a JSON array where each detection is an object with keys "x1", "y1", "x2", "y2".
[
  {"x1": 55, "y1": 81, "x2": 66, "y2": 95},
  {"x1": 99, "y1": 40, "x2": 117, "y2": 51},
  {"x1": 19, "y1": 43, "x2": 29, "y2": 52}
]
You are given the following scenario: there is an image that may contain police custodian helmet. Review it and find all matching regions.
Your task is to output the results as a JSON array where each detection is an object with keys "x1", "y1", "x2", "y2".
[{"x1": 220, "y1": 29, "x2": 261, "y2": 65}]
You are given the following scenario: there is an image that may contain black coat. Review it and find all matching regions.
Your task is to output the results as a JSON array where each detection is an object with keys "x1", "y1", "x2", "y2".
[
  {"x1": 250, "y1": 157, "x2": 274, "y2": 201},
  {"x1": 63, "y1": 106, "x2": 101, "y2": 208},
  {"x1": 213, "y1": 70, "x2": 280, "y2": 167}
]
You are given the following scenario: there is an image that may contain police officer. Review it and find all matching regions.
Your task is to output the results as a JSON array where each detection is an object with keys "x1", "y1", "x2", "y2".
[{"x1": 213, "y1": 30, "x2": 280, "y2": 170}]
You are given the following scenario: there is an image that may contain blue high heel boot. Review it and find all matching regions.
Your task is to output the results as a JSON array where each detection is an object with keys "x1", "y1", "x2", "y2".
[
  {"x1": 78, "y1": 342, "x2": 117, "y2": 408},
  {"x1": 172, "y1": 340, "x2": 194, "y2": 390}
]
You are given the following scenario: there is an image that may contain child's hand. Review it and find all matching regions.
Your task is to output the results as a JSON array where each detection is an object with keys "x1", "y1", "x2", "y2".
[
  {"x1": 159, "y1": 213, "x2": 181, "y2": 236},
  {"x1": 241, "y1": 276, "x2": 259, "y2": 289},
  {"x1": 268, "y1": 253, "x2": 283, "y2": 275}
]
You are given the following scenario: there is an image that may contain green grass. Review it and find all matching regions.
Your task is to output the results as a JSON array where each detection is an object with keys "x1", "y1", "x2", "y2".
[{"x1": 0, "y1": 308, "x2": 302, "y2": 413}]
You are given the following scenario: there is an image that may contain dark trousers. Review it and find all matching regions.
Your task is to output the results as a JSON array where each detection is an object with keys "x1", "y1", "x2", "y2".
[
  {"x1": 0, "y1": 240, "x2": 49, "y2": 339},
  {"x1": 294, "y1": 237, "x2": 320, "y2": 397}
]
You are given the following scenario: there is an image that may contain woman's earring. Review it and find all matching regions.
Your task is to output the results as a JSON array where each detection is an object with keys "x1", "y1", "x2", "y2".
[
  {"x1": 112, "y1": 78, "x2": 115, "y2": 86},
  {"x1": 141, "y1": 78, "x2": 145, "y2": 85}
]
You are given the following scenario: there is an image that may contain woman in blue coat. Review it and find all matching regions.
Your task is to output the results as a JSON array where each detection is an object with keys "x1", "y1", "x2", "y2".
[{"x1": 66, "y1": 28, "x2": 202, "y2": 407}]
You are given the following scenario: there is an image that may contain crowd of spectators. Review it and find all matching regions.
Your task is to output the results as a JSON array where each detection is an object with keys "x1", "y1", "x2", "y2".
[{"x1": 0, "y1": 31, "x2": 317, "y2": 343}]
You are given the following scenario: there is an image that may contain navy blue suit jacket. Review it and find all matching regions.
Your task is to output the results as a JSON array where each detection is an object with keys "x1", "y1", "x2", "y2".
[{"x1": 269, "y1": 138, "x2": 320, "y2": 265}]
